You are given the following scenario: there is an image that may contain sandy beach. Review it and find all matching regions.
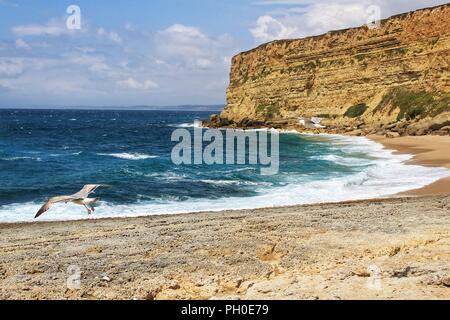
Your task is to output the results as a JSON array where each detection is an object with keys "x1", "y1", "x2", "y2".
[{"x1": 0, "y1": 135, "x2": 449, "y2": 300}]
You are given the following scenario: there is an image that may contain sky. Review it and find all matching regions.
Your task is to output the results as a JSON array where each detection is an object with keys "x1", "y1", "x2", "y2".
[{"x1": 0, "y1": 0, "x2": 447, "y2": 107}]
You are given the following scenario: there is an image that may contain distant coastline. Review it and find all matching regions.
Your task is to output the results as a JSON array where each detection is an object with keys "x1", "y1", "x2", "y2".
[{"x1": 0, "y1": 105, "x2": 225, "y2": 112}]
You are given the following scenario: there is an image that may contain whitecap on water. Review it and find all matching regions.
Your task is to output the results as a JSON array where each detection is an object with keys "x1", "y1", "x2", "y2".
[
  {"x1": 97, "y1": 152, "x2": 158, "y2": 160},
  {"x1": 1, "y1": 135, "x2": 450, "y2": 223},
  {"x1": 1, "y1": 156, "x2": 42, "y2": 161}
]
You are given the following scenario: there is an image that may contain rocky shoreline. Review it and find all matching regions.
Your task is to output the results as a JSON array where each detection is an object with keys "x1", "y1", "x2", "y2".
[
  {"x1": 0, "y1": 196, "x2": 449, "y2": 300},
  {"x1": 205, "y1": 112, "x2": 450, "y2": 138}
]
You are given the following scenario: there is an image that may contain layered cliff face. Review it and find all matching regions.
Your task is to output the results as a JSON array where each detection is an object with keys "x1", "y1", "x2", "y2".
[{"x1": 219, "y1": 4, "x2": 450, "y2": 132}]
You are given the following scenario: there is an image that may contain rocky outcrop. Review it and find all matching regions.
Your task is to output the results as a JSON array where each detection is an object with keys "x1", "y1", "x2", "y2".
[
  {"x1": 213, "y1": 4, "x2": 450, "y2": 136},
  {"x1": 1, "y1": 196, "x2": 449, "y2": 299}
]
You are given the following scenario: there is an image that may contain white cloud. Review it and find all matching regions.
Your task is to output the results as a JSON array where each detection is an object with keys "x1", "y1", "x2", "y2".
[
  {"x1": 76, "y1": 47, "x2": 97, "y2": 54},
  {"x1": 117, "y1": 77, "x2": 159, "y2": 90},
  {"x1": 249, "y1": 0, "x2": 449, "y2": 43},
  {"x1": 288, "y1": 2, "x2": 368, "y2": 36},
  {"x1": 165, "y1": 24, "x2": 207, "y2": 40},
  {"x1": 0, "y1": 78, "x2": 14, "y2": 89},
  {"x1": 15, "y1": 38, "x2": 31, "y2": 50},
  {"x1": 66, "y1": 53, "x2": 112, "y2": 74},
  {"x1": 3, "y1": 17, "x2": 236, "y2": 106},
  {"x1": 12, "y1": 18, "x2": 69, "y2": 37},
  {"x1": 0, "y1": 58, "x2": 24, "y2": 76},
  {"x1": 97, "y1": 28, "x2": 122, "y2": 44},
  {"x1": 155, "y1": 24, "x2": 234, "y2": 70},
  {"x1": 250, "y1": 15, "x2": 297, "y2": 42},
  {"x1": 156, "y1": 24, "x2": 208, "y2": 66}
]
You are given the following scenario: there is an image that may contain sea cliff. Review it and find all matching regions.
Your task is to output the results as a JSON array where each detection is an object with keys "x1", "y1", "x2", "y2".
[{"x1": 209, "y1": 4, "x2": 450, "y2": 137}]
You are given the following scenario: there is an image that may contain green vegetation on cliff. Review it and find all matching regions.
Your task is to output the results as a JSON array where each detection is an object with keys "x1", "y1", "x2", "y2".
[
  {"x1": 344, "y1": 103, "x2": 368, "y2": 118},
  {"x1": 257, "y1": 104, "x2": 280, "y2": 119},
  {"x1": 375, "y1": 88, "x2": 450, "y2": 120}
]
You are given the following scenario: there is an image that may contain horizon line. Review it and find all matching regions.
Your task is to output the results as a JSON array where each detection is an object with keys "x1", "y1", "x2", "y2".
[{"x1": 0, "y1": 104, "x2": 225, "y2": 111}]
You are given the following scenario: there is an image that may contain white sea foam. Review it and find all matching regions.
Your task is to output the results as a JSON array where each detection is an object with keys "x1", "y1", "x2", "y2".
[
  {"x1": 311, "y1": 154, "x2": 375, "y2": 167},
  {"x1": 200, "y1": 179, "x2": 271, "y2": 186},
  {"x1": 97, "y1": 153, "x2": 158, "y2": 160},
  {"x1": 168, "y1": 121, "x2": 204, "y2": 128},
  {"x1": 168, "y1": 123, "x2": 194, "y2": 128},
  {"x1": 0, "y1": 156, "x2": 42, "y2": 161},
  {"x1": 1, "y1": 136, "x2": 449, "y2": 223}
]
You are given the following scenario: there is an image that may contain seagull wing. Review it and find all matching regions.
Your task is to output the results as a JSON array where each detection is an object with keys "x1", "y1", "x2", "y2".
[
  {"x1": 71, "y1": 184, "x2": 110, "y2": 198},
  {"x1": 35, "y1": 195, "x2": 75, "y2": 218}
]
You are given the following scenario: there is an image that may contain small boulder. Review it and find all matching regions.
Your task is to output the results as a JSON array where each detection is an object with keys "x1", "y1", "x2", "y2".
[
  {"x1": 385, "y1": 132, "x2": 400, "y2": 139},
  {"x1": 210, "y1": 114, "x2": 219, "y2": 123},
  {"x1": 219, "y1": 118, "x2": 231, "y2": 126},
  {"x1": 442, "y1": 276, "x2": 450, "y2": 287},
  {"x1": 386, "y1": 123, "x2": 397, "y2": 130},
  {"x1": 347, "y1": 129, "x2": 364, "y2": 136},
  {"x1": 352, "y1": 267, "x2": 371, "y2": 277},
  {"x1": 437, "y1": 126, "x2": 450, "y2": 136},
  {"x1": 167, "y1": 281, "x2": 181, "y2": 290}
]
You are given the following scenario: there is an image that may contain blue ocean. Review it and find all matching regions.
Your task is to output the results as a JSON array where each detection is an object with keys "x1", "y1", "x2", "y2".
[{"x1": 0, "y1": 109, "x2": 448, "y2": 223}]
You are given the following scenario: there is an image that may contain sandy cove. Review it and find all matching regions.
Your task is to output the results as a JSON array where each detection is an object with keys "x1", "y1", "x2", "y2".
[{"x1": 0, "y1": 135, "x2": 449, "y2": 300}]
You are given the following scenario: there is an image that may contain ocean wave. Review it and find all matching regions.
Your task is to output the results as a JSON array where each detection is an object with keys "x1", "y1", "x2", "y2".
[
  {"x1": 0, "y1": 156, "x2": 42, "y2": 162},
  {"x1": 47, "y1": 151, "x2": 83, "y2": 157},
  {"x1": 1, "y1": 135, "x2": 450, "y2": 223},
  {"x1": 1, "y1": 156, "x2": 449, "y2": 224},
  {"x1": 97, "y1": 153, "x2": 158, "y2": 160},
  {"x1": 311, "y1": 154, "x2": 375, "y2": 167},
  {"x1": 167, "y1": 123, "x2": 194, "y2": 128},
  {"x1": 200, "y1": 179, "x2": 270, "y2": 186},
  {"x1": 168, "y1": 121, "x2": 204, "y2": 128}
]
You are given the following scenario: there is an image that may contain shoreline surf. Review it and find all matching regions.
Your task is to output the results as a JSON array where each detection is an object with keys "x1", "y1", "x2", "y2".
[
  {"x1": 368, "y1": 135, "x2": 450, "y2": 196},
  {"x1": 1, "y1": 130, "x2": 449, "y2": 224}
]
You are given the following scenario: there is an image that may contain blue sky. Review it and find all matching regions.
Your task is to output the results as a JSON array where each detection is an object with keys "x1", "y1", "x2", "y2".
[{"x1": 0, "y1": 0, "x2": 447, "y2": 107}]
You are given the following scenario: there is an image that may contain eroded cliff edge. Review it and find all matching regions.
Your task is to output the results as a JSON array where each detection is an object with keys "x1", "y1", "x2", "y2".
[{"x1": 210, "y1": 4, "x2": 450, "y2": 136}]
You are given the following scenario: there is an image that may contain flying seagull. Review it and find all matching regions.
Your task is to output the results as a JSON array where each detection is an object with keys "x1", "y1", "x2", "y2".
[{"x1": 35, "y1": 184, "x2": 110, "y2": 218}]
